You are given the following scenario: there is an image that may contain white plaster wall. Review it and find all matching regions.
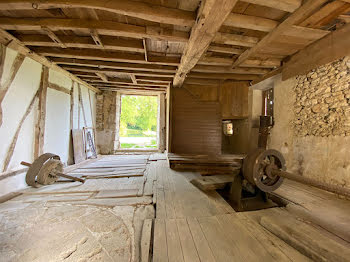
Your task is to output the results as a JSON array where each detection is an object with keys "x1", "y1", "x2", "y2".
[
  {"x1": 44, "y1": 88, "x2": 71, "y2": 165},
  {"x1": 0, "y1": 46, "x2": 97, "y2": 197},
  {"x1": 268, "y1": 75, "x2": 350, "y2": 189}
]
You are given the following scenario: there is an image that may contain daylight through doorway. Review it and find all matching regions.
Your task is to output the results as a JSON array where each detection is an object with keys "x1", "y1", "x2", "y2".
[{"x1": 119, "y1": 95, "x2": 158, "y2": 149}]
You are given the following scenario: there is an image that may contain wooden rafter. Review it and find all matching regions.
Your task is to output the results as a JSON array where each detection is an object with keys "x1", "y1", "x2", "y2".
[
  {"x1": 242, "y1": 0, "x2": 302, "y2": 13},
  {"x1": 130, "y1": 74, "x2": 137, "y2": 84},
  {"x1": 173, "y1": 0, "x2": 239, "y2": 88},
  {"x1": 95, "y1": 72, "x2": 108, "y2": 82},
  {"x1": 90, "y1": 29, "x2": 103, "y2": 47},
  {"x1": 232, "y1": 0, "x2": 330, "y2": 68},
  {"x1": 0, "y1": 18, "x2": 188, "y2": 42},
  {"x1": 50, "y1": 58, "x2": 177, "y2": 73},
  {"x1": 41, "y1": 26, "x2": 66, "y2": 48},
  {"x1": 31, "y1": 47, "x2": 180, "y2": 66},
  {"x1": 16, "y1": 34, "x2": 144, "y2": 53},
  {"x1": 192, "y1": 65, "x2": 270, "y2": 75},
  {"x1": 0, "y1": 0, "x2": 195, "y2": 27}
]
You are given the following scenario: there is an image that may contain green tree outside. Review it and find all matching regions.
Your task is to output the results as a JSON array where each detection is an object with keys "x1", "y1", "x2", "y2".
[{"x1": 120, "y1": 95, "x2": 158, "y2": 137}]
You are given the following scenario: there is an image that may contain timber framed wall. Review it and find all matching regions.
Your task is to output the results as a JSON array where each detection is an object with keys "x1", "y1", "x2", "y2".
[{"x1": 0, "y1": 44, "x2": 97, "y2": 197}]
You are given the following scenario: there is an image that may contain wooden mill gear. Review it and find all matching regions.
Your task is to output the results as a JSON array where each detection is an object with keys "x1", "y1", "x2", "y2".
[{"x1": 21, "y1": 153, "x2": 84, "y2": 187}]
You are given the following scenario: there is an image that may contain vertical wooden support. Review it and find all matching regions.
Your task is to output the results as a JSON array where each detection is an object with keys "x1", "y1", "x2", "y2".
[
  {"x1": 166, "y1": 86, "x2": 172, "y2": 152},
  {"x1": 69, "y1": 81, "x2": 75, "y2": 130},
  {"x1": 0, "y1": 51, "x2": 25, "y2": 127},
  {"x1": 78, "y1": 84, "x2": 87, "y2": 127},
  {"x1": 115, "y1": 92, "x2": 121, "y2": 151},
  {"x1": 3, "y1": 90, "x2": 39, "y2": 171},
  {"x1": 158, "y1": 93, "x2": 166, "y2": 152},
  {"x1": 34, "y1": 66, "x2": 48, "y2": 159}
]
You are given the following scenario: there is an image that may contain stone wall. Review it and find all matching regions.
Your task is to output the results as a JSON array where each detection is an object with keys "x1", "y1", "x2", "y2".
[
  {"x1": 294, "y1": 57, "x2": 350, "y2": 137},
  {"x1": 96, "y1": 92, "x2": 116, "y2": 154},
  {"x1": 269, "y1": 56, "x2": 350, "y2": 190}
]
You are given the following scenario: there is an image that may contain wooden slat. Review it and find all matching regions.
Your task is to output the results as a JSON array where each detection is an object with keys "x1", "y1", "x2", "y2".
[
  {"x1": 0, "y1": 18, "x2": 188, "y2": 42},
  {"x1": 153, "y1": 219, "x2": 168, "y2": 262},
  {"x1": 232, "y1": 0, "x2": 329, "y2": 68},
  {"x1": 17, "y1": 34, "x2": 145, "y2": 52},
  {"x1": 207, "y1": 45, "x2": 244, "y2": 55},
  {"x1": 176, "y1": 219, "x2": 200, "y2": 262},
  {"x1": 242, "y1": 0, "x2": 302, "y2": 12},
  {"x1": 42, "y1": 26, "x2": 66, "y2": 48},
  {"x1": 140, "y1": 219, "x2": 153, "y2": 262},
  {"x1": 51, "y1": 58, "x2": 177, "y2": 73},
  {"x1": 33, "y1": 47, "x2": 180, "y2": 66},
  {"x1": 173, "y1": 0, "x2": 239, "y2": 87},
  {"x1": 223, "y1": 13, "x2": 278, "y2": 32},
  {"x1": 282, "y1": 22, "x2": 350, "y2": 80},
  {"x1": 0, "y1": 0, "x2": 195, "y2": 27},
  {"x1": 188, "y1": 72, "x2": 259, "y2": 80},
  {"x1": 282, "y1": 25, "x2": 329, "y2": 40},
  {"x1": 192, "y1": 65, "x2": 270, "y2": 74},
  {"x1": 213, "y1": 32, "x2": 259, "y2": 47}
]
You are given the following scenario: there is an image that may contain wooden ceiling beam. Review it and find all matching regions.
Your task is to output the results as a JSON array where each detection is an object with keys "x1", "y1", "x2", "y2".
[
  {"x1": 198, "y1": 56, "x2": 281, "y2": 68},
  {"x1": 95, "y1": 72, "x2": 108, "y2": 82},
  {"x1": 32, "y1": 47, "x2": 180, "y2": 66},
  {"x1": 0, "y1": 0, "x2": 195, "y2": 27},
  {"x1": 213, "y1": 32, "x2": 259, "y2": 47},
  {"x1": 192, "y1": 65, "x2": 270, "y2": 74},
  {"x1": 241, "y1": 0, "x2": 302, "y2": 13},
  {"x1": 207, "y1": 45, "x2": 244, "y2": 55},
  {"x1": 86, "y1": 79, "x2": 168, "y2": 87},
  {"x1": 50, "y1": 57, "x2": 177, "y2": 73},
  {"x1": 41, "y1": 26, "x2": 66, "y2": 48},
  {"x1": 94, "y1": 84, "x2": 167, "y2": 90},
  {"x1": 172, "y1": 0, "x2": 239, "y2": 88},
  {"x1": 90, "y1": 29, "x2": 103, "y2": 47},
  {"x1": 282, "y1": 22, "x2": 350, "y2": 80},
  {"x1": 188, "y1": 72, "x2": 260, "y2": 81},
  {"x1": 16, "y1": 34, "x2": 145, "y2": 53},
  {"x1": 232, "y1": 0, "x2": 329, "y2": 68},
  {"x1": 135, "y1": 76, "x2": 171, "y2": 83},
  {"x1": 64, "y1": 66, "x2": 174, "y2": 78},
  {"x1": 0, "y1": 18, "x2": 188, "y2": 42},
  {"x1": 223, "y1": 13, "x2": 278, "y2": 32},
  {"x1": 184, "y1": 78, "x2": 221, "y2": 86}
]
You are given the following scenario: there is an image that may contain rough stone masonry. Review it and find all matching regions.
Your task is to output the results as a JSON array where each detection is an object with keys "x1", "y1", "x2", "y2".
[{"x1": 293, "y1": 56, "x2": 350, "y2": 137}]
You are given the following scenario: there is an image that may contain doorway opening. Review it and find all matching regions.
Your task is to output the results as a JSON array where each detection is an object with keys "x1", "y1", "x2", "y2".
[{"x1": 119, "y1": 95, "x2": 158, "y2": 150}]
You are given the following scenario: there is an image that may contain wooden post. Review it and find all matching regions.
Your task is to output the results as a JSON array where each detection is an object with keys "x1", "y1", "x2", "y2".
[{"x1": 34, "y1": 66, "x2": 48, "y2": 158}]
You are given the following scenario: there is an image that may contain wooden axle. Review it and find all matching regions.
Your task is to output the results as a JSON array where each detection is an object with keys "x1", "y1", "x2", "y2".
[{"x1": 21, "y1": 161, "x2": 85, "y2": 183}]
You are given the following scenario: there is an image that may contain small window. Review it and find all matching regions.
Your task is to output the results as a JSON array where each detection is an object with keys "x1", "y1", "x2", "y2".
[{"x1": 262, "y1": 88, "x2": 274, "y2": 117}]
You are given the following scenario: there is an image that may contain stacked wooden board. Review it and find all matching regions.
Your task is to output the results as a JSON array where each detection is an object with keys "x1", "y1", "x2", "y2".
[{"x1": 167, "y1": 153, "x2": 244, "y2": 174}]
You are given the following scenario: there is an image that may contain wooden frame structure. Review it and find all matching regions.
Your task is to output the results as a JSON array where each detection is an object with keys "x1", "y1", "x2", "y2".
[{"x1": 0, "y1": 0, "x2": 348, "y2": 92}]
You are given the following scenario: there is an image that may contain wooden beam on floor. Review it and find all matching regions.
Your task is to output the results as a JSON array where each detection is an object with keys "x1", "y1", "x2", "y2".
[
  {"x1": 232, "y1": 0, "x2": 329, "y2": 68},
  {"x1": 0, "y1": 18, "x2": 188, "y2": 42},
  {"x1": 241, "y1": 0, "x2": 302, "y2": 12},
  {"x1": 282, "y1": 22, "x2": 350, "y2": 80},
  {"x1": 32, "y1": 47, "x2": 180, "y2": 66},
  {"x1": 223, "y1": 13, "x2": 278, "y2": 32},
  {"x1": 50, "y1": 57, "x2": 177, "y2": 73},
  {"x1": 0, "y1": 0, "x2": 195, "y2": 27},
  {"x1": 172, "y1": 0, "x2": 239, "y2": 88}
]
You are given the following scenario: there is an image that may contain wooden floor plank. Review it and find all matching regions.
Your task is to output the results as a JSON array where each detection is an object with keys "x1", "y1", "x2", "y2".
[
  {"x1": 186, "y1": 217, "x2": 216, "y2": 262},
  {"x1": 216, "y1": 214, "x2": 275, "y2": 261},
  {"x1": 176, "y1": 218, "x2": 200, "y2": 262},
  {"x1": 156, "y1": 187, "x2": 166, "y2": 218},
  {"x1": 197, "y1": 216, "x2": 241, "y2": 262},
  {"x1": 140, "y1": 219, "x2": 153, "y2": 262},
  {"x1": 153, "y1": 219, "x2": 168, "y2": 262},
  {"x1": 165, "y1": 219, "x2": 184, "y2": 262}
]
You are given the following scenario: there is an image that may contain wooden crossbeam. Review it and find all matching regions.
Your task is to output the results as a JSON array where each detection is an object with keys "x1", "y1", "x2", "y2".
[
  {"x1": 192, "y1": 65, "x2": 270, "y2": 74},
  {"x1": 94, "y1": 84, "x2": 167, "y2": 89},
  {"x1": 213, "y1": 33, "x2": 259, "y2": 47},
  {"x1": 232, "y1": 0, "x2": 330, "y2": 68},
  {"x1": 172, "y1": 0, "x2": 239, "y2": 88},
  {"x1": 87, "y1": 79, "x2": 168, "y2": 87},
  {"x1": 32, "y1": 47, "x2": 180, "y2": 66},
  {"x1": 95, "y1": 72, "x2": 108, "y2": 82},
  {"x1": 16, "y1": 34, "x2": 144, "y2": 52},
  {"x1": 0, "y1": 18, "x2": 188, "y2": 42},
  {"x1": 184, "y1": 78, "x2": 221, "y2": 86},
  {"x1": 130, "y1": 74, "x2": 137, "y2": 84},
  {"x1": 188, "y1": 72, "x2": 260, "y2": 81},
  {"x1": 282, "y1": 22, "x2": 350, "y2": 80},
  {"x1": 223, "y1": 13, "x2": 278, "y2": 32},
  {"x1": 207, "y1": 45, "x2": 244, "y2": 55},
  {"x1": 41, "y1": 26, "x2": 66, "y2": 48},
  {"x1": 198, "y1": 56, "x2": 281, "y2": 68},
  {"x1": 135, "y1": 76, "x2": 172, "y2": 83},
  {"x1": 241, "y1": 0, "x2": 302, "y2": 13},
  {"x1": 64, "y1": 66, "x2": 174, "y2": 78},
  {"x1": 0, "y1": 0, "x2": 195, "y2": 27},
  {"x1": 90, "y1": 29, "x2": 104, "y2": 47},
  {"x1": 50, "y1": 57, "x2": 177, "y2": 73}
]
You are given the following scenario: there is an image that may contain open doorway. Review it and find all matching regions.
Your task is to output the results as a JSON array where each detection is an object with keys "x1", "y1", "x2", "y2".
[{"x1": 119, "y1": 95, "x2": 158, "y2": 150}]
